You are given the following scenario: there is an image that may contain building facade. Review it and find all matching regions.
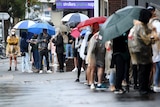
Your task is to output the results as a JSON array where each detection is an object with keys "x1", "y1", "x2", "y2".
[{"x1": 48, "y1": 0, "x2": 160, "y2": 27}]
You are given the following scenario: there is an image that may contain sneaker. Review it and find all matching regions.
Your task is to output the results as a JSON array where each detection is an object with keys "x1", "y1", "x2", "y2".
[
  {"x1": 75, "y1": 79, "x2": 80, "y2": 82},
  {"x1": 96, "y1": 84, "x2": 107, "y2": 90},
  {"x1": 22, "y1": 70, "x2": 25, "y2": 73},
  {"x1": 46, "y1": 70, "x2": 52, "y2": 74},
  {"x1": 28, "y1": 70, "x2": 33, "y2": 73},
  {"x1": 60, "y1": 70, "x2": 64, "y2": 73},
  {"x1": 72, "y1": 67, "x2": 78, "y2": 72},
  {"x1": 81, "y1": 67, "x2": 85, "y2": 72},
  {"x1": 84, "y1": 82, "x2": 91, "y2": 86},
  {"x1": 114, "y1": 89, "x2": 125, "y2": 94},
  {"x1": 153, "y1": 86, "x2": 160, "y2": 92},
  {"x1": 90, "y1": 84, "x2": 95, "y2": 90},
  {"x1": 39, "y1": 70, "x2": 43, "y2": 74}
]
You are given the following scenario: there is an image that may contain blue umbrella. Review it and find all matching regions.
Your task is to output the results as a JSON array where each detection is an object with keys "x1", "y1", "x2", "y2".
[
  {"x1": 13, "y1": 20, "x2": 36, "y2": 29},
  {"x1": 28, "y1": 23, "x2": 55, "y2": 35}
]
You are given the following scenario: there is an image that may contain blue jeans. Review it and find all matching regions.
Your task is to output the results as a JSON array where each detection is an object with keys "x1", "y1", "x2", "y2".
[
  {"x1": 154, "y1": 61, "x2": 160, "y2": 86},
  {"x1": 32, "y1": 49, "x2": 40, "y2": 70},
  {"x1": 109, "y1": 69, "x2": 116, "y2": 86},
  {"x1": 21, "y1": 52, "x2": 31, "y2": 72},
  {"x1": 66, "y1": 44, "x2": 73, "y2": 58}
]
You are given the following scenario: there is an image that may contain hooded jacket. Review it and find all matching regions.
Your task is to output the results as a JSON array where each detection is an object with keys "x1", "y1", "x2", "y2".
[{"x1": 128, "y1": 20, "x2": 155, "y2": 64}]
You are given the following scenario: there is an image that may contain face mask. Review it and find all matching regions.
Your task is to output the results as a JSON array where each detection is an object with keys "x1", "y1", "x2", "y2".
[{"x1": 11, "y1": 32, "x2": 15, "y2": 35}]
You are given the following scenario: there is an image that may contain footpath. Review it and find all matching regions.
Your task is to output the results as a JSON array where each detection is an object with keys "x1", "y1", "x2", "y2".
[{"x1": 0, "y1": 58, "x2": 160, "y2": 107}]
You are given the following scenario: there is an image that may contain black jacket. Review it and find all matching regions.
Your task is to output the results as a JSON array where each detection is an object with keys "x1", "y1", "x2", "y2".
[{"x1": 53, "y1": 34, "x2": 64, "y2": 54}]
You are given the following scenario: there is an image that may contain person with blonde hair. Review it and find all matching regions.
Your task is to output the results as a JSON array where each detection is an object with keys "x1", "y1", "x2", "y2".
[
  {"x1": 52, "y1": 28, "x2": 65, "y2": 72},
  {"x1": 6, "y1": 29, "x2": 20, "y2": 71}
]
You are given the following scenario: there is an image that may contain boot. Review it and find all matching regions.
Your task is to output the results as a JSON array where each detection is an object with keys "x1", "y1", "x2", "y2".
[
  {"x1": 15, "y1": 67, "x2": 18, "y2": 71},
  {"x1": 8, "y1": 67, "x2": 11, "y2": 71}
]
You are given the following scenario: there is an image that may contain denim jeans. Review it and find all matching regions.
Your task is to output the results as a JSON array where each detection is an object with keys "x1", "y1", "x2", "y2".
[
  {"x1": 154, "y1": 61, "x2": 160, "y2": 86},
  {"x1": 21, "y1": 52, "x2": 31, "y2": 72},
  {"x1": 109, "y1": 69, "x2": 116, "y2": 86},
  {"x1": 32, "y1": 49, "x2": 40, "y2": 70},
  {"x1": 66, "y1": 44, "x2": 73, "y2": 58}
]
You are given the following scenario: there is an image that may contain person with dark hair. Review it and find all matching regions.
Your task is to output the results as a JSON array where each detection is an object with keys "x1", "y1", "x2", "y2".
[
  {"x1": 65, "y1": 31, "x2": 73, "y2": 60},
  {"x1": 130, "y1": 9, "x2": 158, "y2": 95},
  {"x1": 112, "y1": 32, "x2": 130, "y2": 94},
  {"x1": 29, "y1": 34, "x2": 40, "y2": 72},
  {"x1": 20, "y1": 32, "x2": 32, "y2": 73},
  {"x1": 38, "y1": 29, "x2": 52, "y2": 74}
]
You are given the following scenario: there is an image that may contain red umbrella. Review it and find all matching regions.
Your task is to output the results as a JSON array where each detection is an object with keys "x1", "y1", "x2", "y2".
[
  {"x1": 76, "y1": 16, "x2": 107, "y2": 29},
  {"x1": 71, "y1": 28, "x2": 80, "y2": 38}
]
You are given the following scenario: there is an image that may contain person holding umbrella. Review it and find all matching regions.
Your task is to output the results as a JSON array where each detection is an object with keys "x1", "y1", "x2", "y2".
[
  {"x1": 20, "y1": 32, "x2": 33, "y2": 73},
  {"x1": 29, "y1": 34, "x2": 40, "y2": 73},
  {"x1": 38, "y1": 29, "x2": 52, "y2": 74}
]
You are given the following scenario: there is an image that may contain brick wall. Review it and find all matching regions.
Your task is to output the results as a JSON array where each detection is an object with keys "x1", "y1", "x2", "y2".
[{"x1": 108, "y1": 0, "x2": 127, "y2": 15}]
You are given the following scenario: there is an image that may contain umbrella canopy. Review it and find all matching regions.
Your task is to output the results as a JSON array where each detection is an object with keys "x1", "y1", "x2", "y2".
[
  {"x1": 65, "y1": 21, "x2": 80, "y2": 28},
  {"x1": 28, "y1": 23, "x2": 55, "y2": 35},
  {"x1": 99, "y1": 6, "x2": 145, "y2": 43},
  {"x1": 13, "y1": 20, "x2": 36, "y2": 29},
  {"x1": 59, "y1": 24, "x2": 69, "y2": 33},
  {"x1": 61, "y1": 13, "x2": 89, "y2": 22},
  {"x1": 77, "y1": 16, "x2": 107, "y2": 29}
]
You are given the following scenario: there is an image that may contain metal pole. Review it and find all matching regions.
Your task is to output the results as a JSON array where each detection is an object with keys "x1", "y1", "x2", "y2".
[
  {"x1": 94, "y1": 0, "x2": 99, "y2": 17},
  {"x1": 2, "y1": 18, "x2": 5, "y2": 47}
]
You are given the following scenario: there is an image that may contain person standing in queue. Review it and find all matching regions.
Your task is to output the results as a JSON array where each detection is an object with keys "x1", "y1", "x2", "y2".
[
  {"x1": 38, "y1": 29, "x2": 52, "y2": 74},
  {"x1": 6, "y1": 29, "x2": 20, "y2": 71},
  {"x1": 52, "y1": 28, "x2": 65, "y2": 72}
]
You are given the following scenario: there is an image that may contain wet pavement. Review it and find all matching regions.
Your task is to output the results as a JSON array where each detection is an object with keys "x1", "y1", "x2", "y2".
[{"x1": 0, "y1": 58, "x2": 160, "y2": 107}]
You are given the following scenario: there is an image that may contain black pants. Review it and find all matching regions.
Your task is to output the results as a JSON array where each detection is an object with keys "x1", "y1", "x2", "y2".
[
  {"x1": 77, "y1": 53, "x2": 83, "y2": 79},
  {"x1": 132, "y1": 64, "x2": 138, "y2": 86},
  {"x1": 39, "y1": 49, "x2": 50, "y2": 70},
  {"x1": 57, "y1": 53, "x2": 64, "y2": 71},
  {"x1": 138, "y1": 63, "x2": 152, "y2": 92},
  {"x1": 114, "y1": 54, "x2": 125, "y2": 90}
]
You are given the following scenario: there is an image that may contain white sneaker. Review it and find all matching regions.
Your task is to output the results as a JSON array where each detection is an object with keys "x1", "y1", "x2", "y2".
[
  {"x1": 39, "y1": 70, "x2": 43, "y2": 74},
  {"x1": 28, "y1": 70, "x2": 33, "y2": 73},
  {"x1": 81, "y1": 67, "x2": 85, "y2": 72},
  {"x1": 90, "y1": 84, "x2": 95, "y2": 90},
  {"x1": 153, "y1": 86, "x2": 160, "y2": 92},
  {"x1": 46, "y1": 70, "x2": 52, "y2": 74},
  {"x1": 72, "y1": 67, "x2": 78, "y2": 72}
]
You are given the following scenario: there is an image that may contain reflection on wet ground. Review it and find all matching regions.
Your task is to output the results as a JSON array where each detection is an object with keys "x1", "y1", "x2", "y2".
[
  {"x1": 0, "y1": 58, "x2": 160, "y2": 107},
  {"x1": 0, "y1": 80, "x2": 160, "y2": 107}
]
